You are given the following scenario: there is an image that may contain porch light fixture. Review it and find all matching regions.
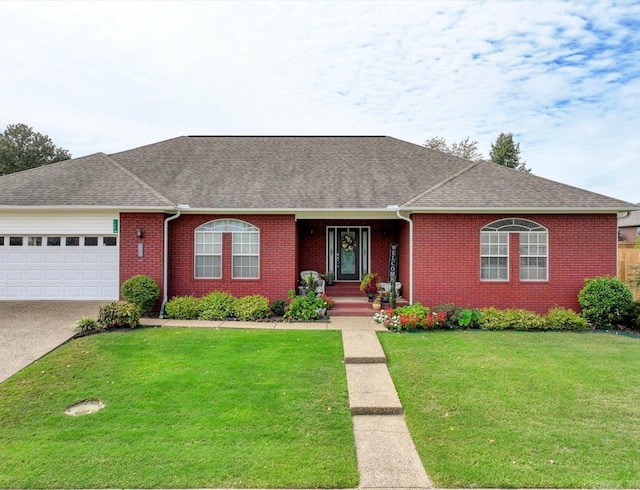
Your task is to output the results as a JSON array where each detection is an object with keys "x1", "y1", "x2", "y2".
[
  {"x1": 309, "y1": 228, "x2": 314, "y2": 236},
  {"x1": 136, "y1": 228, "x2": 144, "y2": 239}
]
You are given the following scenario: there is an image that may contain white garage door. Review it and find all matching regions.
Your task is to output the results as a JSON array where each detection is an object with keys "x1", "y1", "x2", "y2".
[{"x1": 0, "y1": 235, "x2": 119, "y2": 300}]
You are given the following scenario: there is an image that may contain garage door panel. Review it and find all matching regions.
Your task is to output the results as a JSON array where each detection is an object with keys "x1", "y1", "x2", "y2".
[
  {"x1": 0, "y1": 236, "x2": 119, "y2": 300},
  {"x1": 8, "y1": 253, "x2": 26, "y2": 264},
  {"x1": 26, "y1": 253, "x2": 44, "y2": 264},
  {"x1": 8, "y1": 270, "x2": 24, "y2": 280},
  {"x1": 26, "y1": 270, "x2": 43, "y2": 281}
]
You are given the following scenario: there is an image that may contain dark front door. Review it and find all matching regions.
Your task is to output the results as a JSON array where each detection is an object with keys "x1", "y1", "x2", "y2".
[{"x1": 336, "y1": 228, "x2": 360, "y2": 280}]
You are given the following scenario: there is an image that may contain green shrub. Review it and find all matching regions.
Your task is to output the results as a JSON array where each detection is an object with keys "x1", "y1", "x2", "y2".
[
  {"x1": 120, "y1": 275, "x2": 160, "y2": 316},
  {"x1": 98, "y1": 302, "x2": 141, "y2": 329},
  {"x1": 394, "y1": 303, "x2": 430, "y2": 318},
  {"x1": 271, "y1": 299, "x2": 287, "y2": 317},
  {"x1": 165, "y1": 295, "x2": 202, "y2": 320},
  {"x1": 458, "y1": 308, "x2": 482, "y2": 328},
  {"x1": 76, "y1": 317, "x2": 100, "y2": 334},
  {"x1": 199, "y1": 291, "x2": 237, "y2": 320},
  {"x1": 478, "y1": 307, "x2": 545, "y2": 331},
  {"x1": 545, "y1": 307, "x2": 589, "y2": 331},
  {"x1": 234, "y1": 295, "x2": 271, "y2": 321},
  {"x1": 578, "y1": 276, "x2": 634, "y2": 329},
  {"x1": 284, "y1": 292, "x2": 324, "y2": 321}
]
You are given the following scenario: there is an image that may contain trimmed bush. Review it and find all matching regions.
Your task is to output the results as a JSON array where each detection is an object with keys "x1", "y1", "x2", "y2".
[
  {"x1": 284, "y1": 292, "x2": 324, "y2": 321},
  {"x1": 578, "y1": 276, "x2": 633, "y2": 329},
  {"x1": 234, "y1": 295, "x2": 271, "y2": 321},
  {"x1": 270, "y1": 299, "x2": 287, "y2": 317},
  {"x1": 98, "y1": 302, "x2": 141, "y2": 329},
  {"x1": 545, "y1": 307, "x2": 589, "y2": 331},
  {"x1": 165, "y1": 295, "x2": 202, "y2": 320},
  {"x1": 478, "y1": 307, "x2": 545, "y2": 331},
  {"x1": 199, "y1": 292, "x2": 237, "y2": 320},
  {"x1": 120, "y1": 275, "x2": 160, "y2": 316},
  {"x1": 394, "y1": 303, "x2": 431, "y2": 318},
  {"x1": 76, "y1": 317, "x2": 100, "y2": 334}
]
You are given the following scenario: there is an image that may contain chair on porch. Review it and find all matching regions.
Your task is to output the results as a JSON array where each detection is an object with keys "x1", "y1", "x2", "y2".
[{"x1": 299, "y1": 270, "x2": 325, "y2": 296}]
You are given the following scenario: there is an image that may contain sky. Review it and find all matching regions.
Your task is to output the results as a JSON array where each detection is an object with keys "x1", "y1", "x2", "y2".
[{"x1": 0, "y1": 0, "x2": 638, "y2": 203}]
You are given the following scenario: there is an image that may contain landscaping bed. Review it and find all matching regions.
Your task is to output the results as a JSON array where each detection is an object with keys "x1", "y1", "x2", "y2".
[
  {"x1": 380, "y1": 330, "x2": 640, "y2": 488},
  {"x1": 0, "y1": 328, "x2": 358, "y2": 488}
]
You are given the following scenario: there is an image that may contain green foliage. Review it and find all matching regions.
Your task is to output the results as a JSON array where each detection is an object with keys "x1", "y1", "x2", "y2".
[
  {"x1": 76, "y1": 317, "x2": 100, "y2": 334},
  {"x1": 199, "y1": 291, "x2": 237, "y2": 320},
  {"x1": 165, "y1": 295, "x2": 202, "y2": 320},
  {"x1": 0, "y1": 123, "x2": 71, "y2": 175},
  {"x1": 284, "y1": 292, "x2": 324, "y2": 321},
  {"x1": 270, "y1": 299, "x2": 287, "y2": 317},
  {"x1": 433, "y1": 303, "x2": 463, "y2": 329},
  {"x1": 478, "y1": 308, "x2": 545, "y2": 331},
  {"x1": 424, "y1": 136, "x2": 484, "y2": 161},
  {"x1": 545, "y1": 307, "x2": 589, "y2": 331},
  {"x1": 233, "y1": 295, "x2": 271, "y2": 321},
  {"x1": 120, "y1": 275, "x2": 160, "y2": 316},
  {"x1": 98, "y1": 302, "x2": 141, "y2": 329},
  {"x1": 489, "y1": 132, "x2": 530, "y2": 173},
  {"x1": 303, "y1": 273, "x2": 319, "y2": 291},
  {"x1": 394, "y1": 303, "x2": 431, "y2": 317},
  {"x1": 578, "y1": 276, "x2": 633, "y2": 329},
  {"x1": 458, "y1": 308, "x2": 482, "y2": 328}
]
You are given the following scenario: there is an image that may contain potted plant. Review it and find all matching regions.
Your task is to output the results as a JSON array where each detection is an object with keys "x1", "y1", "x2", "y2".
[
  {"x1": 360, "y1": 273, "x2": 380, "y2": 302},
  {"x1": 372, "y1": 293, "x2": 382, "y2": 311},
  {"x1": 324, "y1": 272, "x2": 334, "y2": 286}
]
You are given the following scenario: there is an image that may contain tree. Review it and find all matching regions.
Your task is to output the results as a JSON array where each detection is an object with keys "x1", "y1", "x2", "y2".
[
  {"x1": 424, "y1": 136, "x2": 484, "y2": 161},
  {"x1": 0, "y1": 123, "x2": 71, "y2": 176},
  {"x1": 489, "y1": 132, "x2": 530, "y2": 173}
]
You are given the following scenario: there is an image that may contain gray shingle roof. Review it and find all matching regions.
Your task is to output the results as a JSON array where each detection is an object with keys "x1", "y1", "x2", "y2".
[
  {"x1": 0, "y1": 135, "x2": 636, "y2": 212},
  {"x1": 618, "y1": 204, "x2": 640, "y2": 227}
]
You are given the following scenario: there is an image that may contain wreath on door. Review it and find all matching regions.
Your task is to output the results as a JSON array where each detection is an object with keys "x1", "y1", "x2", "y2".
[{"x1": 341, "y1": 234, "x2": 356, "y2": 252}]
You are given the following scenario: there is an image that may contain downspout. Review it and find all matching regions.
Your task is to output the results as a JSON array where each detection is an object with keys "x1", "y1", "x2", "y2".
[
  {"x1": 159, "y1": 204, "x2": 190, "y2": 318},
  {"x1": 388, "y1": 205, "x2": 414, "y2": 305}
]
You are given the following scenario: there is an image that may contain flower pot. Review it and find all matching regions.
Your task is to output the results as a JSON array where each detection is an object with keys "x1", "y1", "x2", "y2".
[
  {"x1": 366, "y1": 292, "x2": 375, "y2": 302},
  {"x1": 372, "y1": 302, "x2": 381, "y2": 311},
  {"x1": 316, "y1": 307, "x2": 327, "y2": 317}
]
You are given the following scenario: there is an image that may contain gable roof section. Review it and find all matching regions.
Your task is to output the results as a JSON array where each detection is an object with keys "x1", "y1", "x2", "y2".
[
  {"x1": 0, "y1": 135, "x2": 635, "y2": 212},
  {"x1": 0, "y1": 152, "x2": 173, "y2": 208},
  {"x1": 618, "y1": 204, "x2": 640, "y2": 227}
]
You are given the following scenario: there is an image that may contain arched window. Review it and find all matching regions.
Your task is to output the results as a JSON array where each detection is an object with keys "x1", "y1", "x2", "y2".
[
  {"x1": 480, "y1": 218, "x2": 548, "y2": 281},
  {"x1": 195, "y1": 219, "x2": 259, "y2": 279}
]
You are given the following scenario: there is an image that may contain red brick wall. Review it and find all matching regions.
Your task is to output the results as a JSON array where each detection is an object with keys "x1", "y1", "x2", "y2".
[
  {"x1": 411, "y1": 214, "x2": 618, "y2": 313},
  {"x1": 119, "y1": 212, "x2": 166, "y2": 308},
  {"x1": 168, "y1": 214, "x2": 297, "y2": 301},
  {"x1": 297, "y1": 220, "x2": 400, "y2": 282}
]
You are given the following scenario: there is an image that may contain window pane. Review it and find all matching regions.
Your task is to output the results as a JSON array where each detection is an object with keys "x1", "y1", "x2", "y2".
[
  {"x1": 0, "y1": 237, "x2": 4, "y2": 246},
  {"x1": 47, "y1": 237, "x2": 61, "y2": 246},
  {"x1": 232, "y1": 256, "x2": 258, "y2": 278},
  {"x1": 84, "y1": 237, "x2": 98, "y2": 246},
  {"x1": 520, "y1": 232, "x2": 548, "y2": 281},
  {"x1": 103, "y1": 237, "x2": 117, "y2": 246},
  {"x1": 66, "y1": 237, "x2": 80, "y2": 246},
  {"x1": 28, "y1": 237, "x2": 42, "y2": 246},
  {"x1": 195, "y1": 255, "x2": 221, "y2": 278},
  {"x1": 9, "y1": 237, "x2": 23, "y2": 246}
]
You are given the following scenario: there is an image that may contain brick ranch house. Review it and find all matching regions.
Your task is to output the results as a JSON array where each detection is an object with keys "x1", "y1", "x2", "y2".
[{"x1": 0, "y1": 136, "x2": 637, "y2": 314}]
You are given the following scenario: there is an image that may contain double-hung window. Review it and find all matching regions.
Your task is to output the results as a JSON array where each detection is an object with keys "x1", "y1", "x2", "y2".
[
  {"x1": 480, "y1": 218, "x2": 548, "y2": 282},
  {"x1": 195, "y1": 219, "x2": 259, "y2": 279}
]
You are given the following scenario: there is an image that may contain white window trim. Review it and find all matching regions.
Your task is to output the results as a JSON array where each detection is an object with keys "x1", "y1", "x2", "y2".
[
  {"x1": 194, "y1": 219, "x2": 260, "y2": 280},
  {"x1": 480, "y1": 218, "x2": 549, "y2": 283},
  {"x1": 480, "y1": 231, "x2": 510, "y2": 282}
]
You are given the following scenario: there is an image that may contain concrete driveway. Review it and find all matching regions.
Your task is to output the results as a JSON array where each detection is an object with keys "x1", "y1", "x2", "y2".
[{"x1": 0, "y1": 301, "x2": 107, "y2": 383}]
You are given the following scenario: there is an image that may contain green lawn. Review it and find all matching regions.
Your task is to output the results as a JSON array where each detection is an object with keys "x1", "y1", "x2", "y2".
[
  {"x1": 0, "y1": 328, "x2": 358, "y2": 489},
  {"x1": 380, "y1": 331, "x2": 640, "y2": 488}
]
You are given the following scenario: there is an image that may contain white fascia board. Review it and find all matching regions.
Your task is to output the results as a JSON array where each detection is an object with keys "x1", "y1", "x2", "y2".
[{"x1": 403, "y1": 207, "x2": 638, "y2": 214}]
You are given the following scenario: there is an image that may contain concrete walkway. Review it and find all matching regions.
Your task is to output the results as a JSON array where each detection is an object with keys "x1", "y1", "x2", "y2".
[{"x1": 342, "y1": 329, "x2": 433, "y2": 489}]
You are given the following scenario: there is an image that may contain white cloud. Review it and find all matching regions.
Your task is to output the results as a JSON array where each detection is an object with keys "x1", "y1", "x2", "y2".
[{"x1": 0, "y1": 0, "x2": 638, "y2": 202}]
